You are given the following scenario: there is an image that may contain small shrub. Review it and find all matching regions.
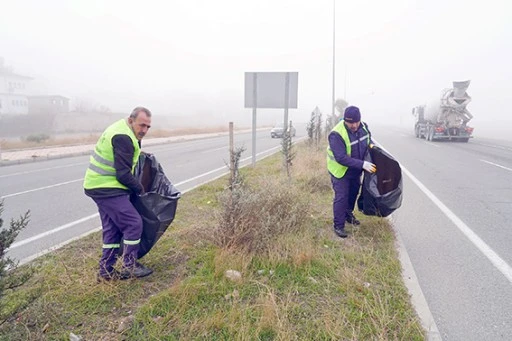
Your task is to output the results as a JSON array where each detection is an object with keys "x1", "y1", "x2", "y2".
[
  {"x1": 213, "y1": 177, "x2": 309, "y2": 254},
  {"x1": 281, "y1": 131, "x2": 295, "y2": 178},
  {"x1": 25, "y1": 133, "x2": 50, "y2": 143},
  {"x1": 0, "y1": 201, "x2": 31, "y2": 325}
]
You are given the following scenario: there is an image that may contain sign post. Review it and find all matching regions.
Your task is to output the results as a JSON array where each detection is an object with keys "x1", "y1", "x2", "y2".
[
  {"x1": 252, "y1": 73, "x2": 257, "y2": 166},
  {"x1": 244, "y1": 72, "x2": 298, "y2": 166}
]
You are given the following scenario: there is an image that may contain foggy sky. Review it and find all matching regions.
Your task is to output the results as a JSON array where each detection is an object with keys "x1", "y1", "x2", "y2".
[{"x1": 1, "y1": 0, "x2": 511, "y2": 132}]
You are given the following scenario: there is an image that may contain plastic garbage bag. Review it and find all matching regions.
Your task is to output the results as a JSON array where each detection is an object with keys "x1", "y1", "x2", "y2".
[
  {"x1": 357, "y1": 146, "x2": 402, "y2": 217},
  {"x1": 122, "y1": 153, "x2": 181, "y2": 259}
]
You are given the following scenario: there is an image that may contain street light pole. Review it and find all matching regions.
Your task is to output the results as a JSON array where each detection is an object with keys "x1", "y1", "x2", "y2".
[
  {"x1": 344, "y1": 62, "x2": 347, "y2": 102},
  {"x1": 332, "y1": 0, "x2": 336, "y2": 118}
]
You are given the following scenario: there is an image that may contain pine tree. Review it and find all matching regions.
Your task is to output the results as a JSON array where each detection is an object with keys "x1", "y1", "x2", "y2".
[{"x1": 0, "y1": 201, "x2": 30, "y2": 325}]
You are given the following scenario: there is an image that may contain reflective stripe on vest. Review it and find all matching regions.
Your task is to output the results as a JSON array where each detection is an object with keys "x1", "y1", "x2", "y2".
[
  {"x1": 326, "y1": 121, "x2": 369, "y2": 179},
  {"x1": 83, "y1": 119, "x2": 140, "y2": 190},
  {"x1": 88, "y1": 163, "x2": 116, "y2": 176},
  {"x1": 92, "y1": 149, "x2": 115, "y2": 167}
]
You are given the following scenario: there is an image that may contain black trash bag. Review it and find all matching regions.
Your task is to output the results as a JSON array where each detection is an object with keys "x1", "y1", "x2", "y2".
[
  {"x1": 121, "y1": 153, "x2": 181, "y2": 259},
  {"x1": 357, "y1": 146, "x2": 402, "y2": 217}
]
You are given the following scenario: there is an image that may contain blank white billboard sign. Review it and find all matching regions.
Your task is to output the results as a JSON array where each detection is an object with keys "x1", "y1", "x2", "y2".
[{"x1": 244, "y1": 72, "x2": 298, "y2": 109}]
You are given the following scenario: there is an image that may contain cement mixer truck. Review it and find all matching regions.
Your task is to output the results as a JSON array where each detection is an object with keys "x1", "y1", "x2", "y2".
[{"x1": 412, "y1": 80, "x2": 474, "y2": 142}]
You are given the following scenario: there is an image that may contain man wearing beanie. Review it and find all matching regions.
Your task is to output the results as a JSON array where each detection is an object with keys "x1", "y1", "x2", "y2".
[{"x1": 326, "y1": 106, "x2": 376, "y2": 238}]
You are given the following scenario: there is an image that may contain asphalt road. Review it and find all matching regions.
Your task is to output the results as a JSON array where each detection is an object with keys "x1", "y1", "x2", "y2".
[
  {"x1": 372, "y1": 124, "x2": 512, "y2": 341},
  {"x1": 1, "y1": 126, "x2": 306, "y2": 264}
]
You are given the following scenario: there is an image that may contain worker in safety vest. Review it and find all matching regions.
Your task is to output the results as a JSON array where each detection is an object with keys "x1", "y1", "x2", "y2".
[
  {"x1": 84, "y1": 107, "x2": 153, "y2": 281},
  {"x1": 327, "y1": 106, "x2": 376, "y2": 238}
]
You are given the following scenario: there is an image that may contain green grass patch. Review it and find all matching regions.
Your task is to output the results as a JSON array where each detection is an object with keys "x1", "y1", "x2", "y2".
[{"x1": 0, "y1": 142, "x2": 424, "y2": 340}]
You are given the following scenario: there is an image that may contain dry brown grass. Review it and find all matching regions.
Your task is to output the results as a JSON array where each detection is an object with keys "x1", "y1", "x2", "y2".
[
  {"x1": 0, "y1": 134, "x2": 101, "y2": 150},
  {"x1": 146, "y1": 125, "x2": 250, "y2": 138}
]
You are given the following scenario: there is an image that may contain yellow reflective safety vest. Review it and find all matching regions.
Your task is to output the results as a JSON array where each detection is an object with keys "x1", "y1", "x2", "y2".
[
  {"x1": 83, "y1": 119, "x2": 140, "y2": 190},
  {"x1": 326, "y1": 120, "x2": 370, "y2": 179}
]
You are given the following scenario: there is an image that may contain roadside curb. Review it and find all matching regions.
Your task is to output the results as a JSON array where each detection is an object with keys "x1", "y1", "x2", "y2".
[
  {"x1": 389, "y1": 216, "x2": 443, "y2": 341},
  {"x1": 0, "y1": 128, "x2": 269, "y2": 167}
]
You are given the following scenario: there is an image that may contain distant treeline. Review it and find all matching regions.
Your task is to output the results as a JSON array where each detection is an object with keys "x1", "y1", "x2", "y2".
[
  {"x1": 0, "y1": 113, "x2": 57, "y2": 138},
  {"x1": 0, "y1": 112, "x2": 126, "y2": 138}
]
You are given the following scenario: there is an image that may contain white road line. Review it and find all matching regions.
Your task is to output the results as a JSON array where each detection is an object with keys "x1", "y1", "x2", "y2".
[
  {"x1": 475, "y1": 143, "x2": 512, "y2": 152},
  {"x1": 18, "y1": 226, "x2": 102, "y2": 266},
  {"x1": 9, "y1": 213, "x2": 99, "y2": 249},
  {"x1": 480, "y1": 159, "x2": 512, "y2": 172},
  {"x1": 200, "y1": 146, "x2": 227, "y2": 153},
  {"x1": 402, "y1": 164, "x2": 512, "y2": 283},
  {"x1": 174, "y1": 166, "x2": 227, "y2": 186},
  {"x1": 424, "y1": 141, "x2": 440, "y2": 148},
  {"x1": 1, "y1": 178, "x2": 84, "y2": 199},
  {"x1": 0, "y1": 162, "x2": 86, "y2": 178},
  {"x1": 174, "y1": 144, "x2": 282, "y2": 186}
]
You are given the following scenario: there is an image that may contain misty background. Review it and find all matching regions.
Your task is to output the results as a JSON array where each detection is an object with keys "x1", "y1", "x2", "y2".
[{"x1": 1, "y1": 0, "x2": 511, "y2": 138}]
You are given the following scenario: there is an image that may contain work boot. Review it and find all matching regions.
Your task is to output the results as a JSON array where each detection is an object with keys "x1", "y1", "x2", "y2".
[
  {"x1": 334, "y1": 227, "x2": 348, "y2": 238},
  {"x1": 97, "y1": 270, "x2": 120, "y2": 283},
  {"x1": 119, "y1": 262, "x2": 153, "y2": 280},
  {"x1": 345, "y1": 214, "x2": 360, "y2": 226}
]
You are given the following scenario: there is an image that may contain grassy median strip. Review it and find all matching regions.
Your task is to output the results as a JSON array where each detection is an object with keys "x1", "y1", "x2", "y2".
[{"x1": 0, "y1": 142, "x2": 424, "y2": 340}]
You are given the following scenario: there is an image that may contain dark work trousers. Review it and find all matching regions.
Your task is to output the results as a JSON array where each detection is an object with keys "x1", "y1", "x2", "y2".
[
  {"x1": 330, "y1": 175, "x2": 362, "y2": 229},
  {"x1": 92, "y1": 195, "x2": 142, "y2": 276}
]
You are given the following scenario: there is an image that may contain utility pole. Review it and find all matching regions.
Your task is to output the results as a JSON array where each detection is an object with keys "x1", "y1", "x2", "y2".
[{"x1": 344, "y1": 63, "x2": 347, "y2": 102}]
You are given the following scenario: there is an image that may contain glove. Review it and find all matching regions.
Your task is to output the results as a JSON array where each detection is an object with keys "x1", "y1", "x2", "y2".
[{"x1": 363, "y1": 161, "x2": 377, "y2": 173}]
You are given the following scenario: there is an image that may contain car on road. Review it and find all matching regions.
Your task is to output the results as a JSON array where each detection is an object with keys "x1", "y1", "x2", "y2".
[{"x1": 270, "y1": 122, "x2": 296, "y2": 138}]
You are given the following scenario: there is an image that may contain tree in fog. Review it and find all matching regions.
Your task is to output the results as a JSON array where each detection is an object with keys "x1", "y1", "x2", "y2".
[
  {"x1": 325, "y1": 98, "x2": 348, "y2": 132},
  {"x1": 73, "y1": 98, "x2": 111, "y2": 114},
  {"x1": 335, "y1": 98, "x2": 348, "y2": 120},
  {"x1": 0, "y1": 57, "x2": 14, "y2": 73}
]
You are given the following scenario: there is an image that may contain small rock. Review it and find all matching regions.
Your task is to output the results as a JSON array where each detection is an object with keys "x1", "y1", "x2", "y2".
[
  {"x1": 70, "y1": 332, "x2": 83, "y2": 341},
  {"x1": 225, "y1": 270, "x2": 242, "y2": 281},
  {"x1": 269, "y1": 270, "x2": 274, "y2": 275},
  {"x1": 116, "y1": 315, "x2": 134, "y2": 333},
  {"x1": 363, "y1": 282, "x2": 371, "y2": 288},
  {"x1": 225, "y1": 289, "x2": 240, "y2": 300},
  {"x1": 257, "y1": 270, "x2": 265, "y2": 275}
]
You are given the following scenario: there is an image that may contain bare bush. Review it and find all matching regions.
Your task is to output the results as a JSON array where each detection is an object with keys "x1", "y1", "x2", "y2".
[{"x1": 213, "y1": 177, "x2": 309, "y2": 254}]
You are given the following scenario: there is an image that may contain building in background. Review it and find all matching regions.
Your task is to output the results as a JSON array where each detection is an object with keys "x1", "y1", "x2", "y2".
[
  {"x1": 0, "y1": 71, "x2": 32, "y2": 115},
  {"x1": 28, "y1": 95, "x2": 69, "y2": 115}
]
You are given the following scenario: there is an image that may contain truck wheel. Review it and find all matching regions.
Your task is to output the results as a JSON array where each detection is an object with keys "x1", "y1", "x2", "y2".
[{"x1": 461, "y1": 138, "x2": 469, "y2": 143}]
